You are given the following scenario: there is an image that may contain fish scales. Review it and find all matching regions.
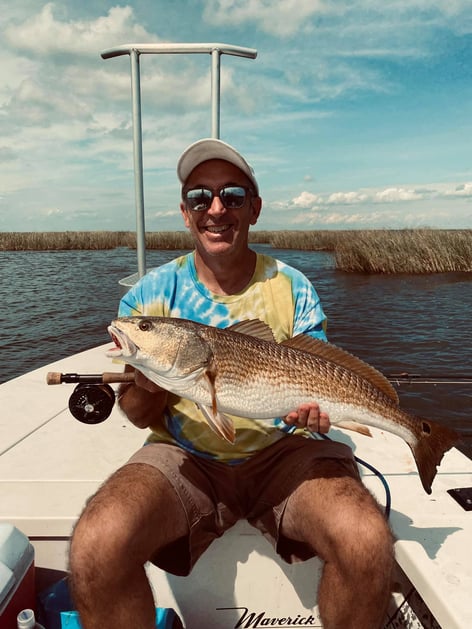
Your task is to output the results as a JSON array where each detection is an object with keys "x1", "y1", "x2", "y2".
[
  {"x1": 107, "y1": 316, "x2": 459, "y2": 494},
  {"x1": 204, "y1": 327, "x2": 397, "y2": 419}
]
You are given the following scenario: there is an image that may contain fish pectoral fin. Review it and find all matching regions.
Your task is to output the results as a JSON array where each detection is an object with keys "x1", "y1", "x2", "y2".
[
  {"x1": 204, "y1": 368, "x2": 218, "y2": 417},
  {"x1": 197, "y1": 367, "x2": 235, "y2": 443},
  {"x1": 197, "y1": 404, "x2": 236, "y2": 444},
  {"x1": 335, "y1": 420, "x2": 373, "y2": 437}
]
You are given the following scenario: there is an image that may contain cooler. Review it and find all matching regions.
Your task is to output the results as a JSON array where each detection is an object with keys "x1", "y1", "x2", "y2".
[{"x1": 0, "y1": 523, "x2": 35, "y2": 629}]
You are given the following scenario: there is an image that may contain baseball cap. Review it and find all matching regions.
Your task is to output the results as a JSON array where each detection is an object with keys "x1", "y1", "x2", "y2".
[{"x1": 177, "y1": 138, "x2": 259, "y2": 194}]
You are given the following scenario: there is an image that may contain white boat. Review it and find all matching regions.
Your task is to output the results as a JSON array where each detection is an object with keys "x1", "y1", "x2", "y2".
[{"x1": 1, "y1": 43, "x2": 471, "y2": 629}]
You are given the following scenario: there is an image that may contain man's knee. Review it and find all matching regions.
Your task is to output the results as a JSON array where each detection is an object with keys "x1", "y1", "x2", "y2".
[
  {"x1": 329, "y1": 485, "x2": 392, "y2": 543},
  {"x1": 283, "y1": 470, "x2": 393, "y2": 567},
  {"x1": 69, "y1": 463, "x2": 189, "y2": 575},
  {"x1": 69, "y1": 490, "x2": 127, "y2": 581},
  {"x1": 328, "y1": 502, "x2": 394, "y2": 584},
  {"x1": 70, "y1": 466, "x2": 147, "y2": 571},
  {"x1": 351, "y1": 512, "x2": 393, "y2": 561}
]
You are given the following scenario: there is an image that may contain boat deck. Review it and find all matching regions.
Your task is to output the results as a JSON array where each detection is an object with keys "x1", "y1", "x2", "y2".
[{"x1": 1, "y1": 344, "x2": 471, "y2": 628}]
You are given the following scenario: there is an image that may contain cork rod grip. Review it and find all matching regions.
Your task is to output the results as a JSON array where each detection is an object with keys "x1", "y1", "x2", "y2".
[{"x1": 46, "y1": 371, "x2": 135, "y2": 385}]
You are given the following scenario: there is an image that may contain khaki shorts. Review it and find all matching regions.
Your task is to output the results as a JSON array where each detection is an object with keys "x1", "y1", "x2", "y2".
[{"x1": 126, "y1": 435, "x2": 359, "y2": 576}]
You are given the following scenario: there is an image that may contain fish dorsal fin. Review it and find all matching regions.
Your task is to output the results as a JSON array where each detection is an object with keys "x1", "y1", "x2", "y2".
[
  {"x1": 228, "y1": 319, "x2": 276, "y2": 342},
  {"x1": 282, "y1": 335, "x2": 399, "y2": 404}
]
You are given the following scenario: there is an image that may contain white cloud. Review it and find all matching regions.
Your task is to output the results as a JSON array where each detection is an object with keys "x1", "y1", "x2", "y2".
[
  {"x1": 449, "y1": 183, "x2": 472, "y2": 197},
  {"x1": 44, "y1": 208, "x2": 63, "y2": 217},
  {"x1": 327, "y1": 191, "x2": 369, "y2": 204},
  {"x1": 203, "y1": 0, "x2": 472, "y2": 44},
  {"x1": 7, "y1": 77, "x2": 92, "y2": 128},
  {"x1": 0, "y1": 146, "x2": 16, "y2": 162},
  {"x1": 281, "y1": 181, "x2": 472, "y2": 229},
  {"x1": 152, "y1": 210, "x2": 180, "y2": 219},
  {"x1": 374, "y1": 187, "x2": 423, "y2": 202},
  {"x1": 5, "y1": 4, "x2": 152, "y2": 56},
  {"x1": 291, "y1": 210, "x2": 387, "y2": 226},
  {"x1": 292, "y1": 191, "x2": 322, "y2": 207},
  {"x1": 204, "y1": 0, "x2": 326, "y2": 37},
  {"x1": 289, "y1": 182, "x2": 472, "y2": 211}
]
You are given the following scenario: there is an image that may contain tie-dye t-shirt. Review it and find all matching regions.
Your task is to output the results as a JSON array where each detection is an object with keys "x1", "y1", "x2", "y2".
[{"x1": 118, "y1": 251, "x2": 327, "y2": 463}]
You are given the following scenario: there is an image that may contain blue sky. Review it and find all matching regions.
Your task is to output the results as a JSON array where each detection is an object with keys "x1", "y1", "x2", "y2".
[{"x1": 1, "y1": 1, "x2": 471, "y2": 232}]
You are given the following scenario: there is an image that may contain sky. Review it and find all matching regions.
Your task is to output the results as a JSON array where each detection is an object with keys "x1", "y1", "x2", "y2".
[{"x1": 1, "y1": 1, "x2": 471, "y2": 232}]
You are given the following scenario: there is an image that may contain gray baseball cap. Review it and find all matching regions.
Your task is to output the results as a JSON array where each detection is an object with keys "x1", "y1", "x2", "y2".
[{"x1": 177, "y1": 138, "x2": 259, "y2": 194}]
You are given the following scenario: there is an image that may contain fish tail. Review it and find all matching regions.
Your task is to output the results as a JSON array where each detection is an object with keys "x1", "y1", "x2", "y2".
[{"x1": 410, "y1": 418, "x2": 459, "y2": 494}]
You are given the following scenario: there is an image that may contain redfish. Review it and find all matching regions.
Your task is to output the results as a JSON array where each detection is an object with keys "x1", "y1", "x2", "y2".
[{"x1": 108, "y1": 316, "x2": 458, "y2": 494}]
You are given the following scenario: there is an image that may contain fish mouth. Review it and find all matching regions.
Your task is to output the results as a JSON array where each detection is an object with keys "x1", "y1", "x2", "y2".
[{"x1": 106, "y1": 325, "x2": 138, "y2": 357}]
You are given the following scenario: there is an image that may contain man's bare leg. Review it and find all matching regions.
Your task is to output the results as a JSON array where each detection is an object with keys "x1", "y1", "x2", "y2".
[
  {"x1": 69, "y1": 464, "x2": 189, "y2": 629},
  {"x1": 281, "y1": 461, "x2": 394, "y2": 629}
]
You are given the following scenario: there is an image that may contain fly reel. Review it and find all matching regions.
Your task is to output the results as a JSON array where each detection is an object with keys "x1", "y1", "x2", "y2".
[
  {"x1": 68, "y1": 383, "x2": 116, "y2": 424},
  {"x1": 47, "y1": 371, "x2": 135, "y2": 424}
]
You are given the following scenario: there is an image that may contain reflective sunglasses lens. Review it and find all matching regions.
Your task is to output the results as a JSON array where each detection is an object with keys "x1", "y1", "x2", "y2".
[
  {"x1": 220, "y1": 186, "x2": 247, "y2": 209},
  {"x1": 185, "y1": 188, "x2": 212, "y2": 212}
]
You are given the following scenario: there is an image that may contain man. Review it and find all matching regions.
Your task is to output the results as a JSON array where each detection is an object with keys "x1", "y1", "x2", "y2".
[{"x1": 70, "y1": 138, "x2": 394, "y2": 628}]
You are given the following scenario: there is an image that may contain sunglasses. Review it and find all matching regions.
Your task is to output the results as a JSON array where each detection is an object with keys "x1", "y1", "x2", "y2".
[{"x1": 183, "y1": 185, "x2": 253, "y2": 212}]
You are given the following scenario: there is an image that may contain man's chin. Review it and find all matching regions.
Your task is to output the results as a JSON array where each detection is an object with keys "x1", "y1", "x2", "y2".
[{"x1": 197, "y1": 238, "x2": 239, "y2": 258}]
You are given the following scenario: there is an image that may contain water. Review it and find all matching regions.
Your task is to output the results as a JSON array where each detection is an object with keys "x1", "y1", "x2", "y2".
[{"x1": 2, "y1": 245, "x2": 471, "y2": 457}]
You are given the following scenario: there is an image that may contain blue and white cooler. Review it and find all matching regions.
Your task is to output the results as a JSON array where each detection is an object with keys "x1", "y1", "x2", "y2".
[{"x1": 0, "y1": 523, "x2": 35, "y2": 629}]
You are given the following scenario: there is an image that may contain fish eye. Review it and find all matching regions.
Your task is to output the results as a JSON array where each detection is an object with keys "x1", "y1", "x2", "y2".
[{"x1": 138, "y1": 319, "x2": 153, "y2": 331}]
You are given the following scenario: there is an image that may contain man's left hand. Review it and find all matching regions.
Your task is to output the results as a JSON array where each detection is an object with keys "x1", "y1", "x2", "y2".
[{"x1": 283, "y1": 402, "x2": 330, "y2": 433}]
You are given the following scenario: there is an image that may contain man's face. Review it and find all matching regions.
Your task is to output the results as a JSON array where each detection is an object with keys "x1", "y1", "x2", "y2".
[{"x1": 180, "y1": 159, "x2": 261, "y2": 258}]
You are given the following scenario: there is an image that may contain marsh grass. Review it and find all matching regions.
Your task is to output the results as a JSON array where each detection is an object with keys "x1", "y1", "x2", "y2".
[
  {"x1": 1, "y1": 229, "x2": 471, "y2": 273},
  {"x1": 0, "y1": 230, "x2": 270, "y2": 251},
  {"x1": 268, "y1": 230, "x2": 348, "y2": 251},
  {"x1": 0, "y1": 231, "x2": 135, "y2": 251},
  {"x1": 0, "y1": 231, "x2": 194, "y2": 251},
  {"x1": 334, "y1": 229, "x2": 472, "y2": 273}
]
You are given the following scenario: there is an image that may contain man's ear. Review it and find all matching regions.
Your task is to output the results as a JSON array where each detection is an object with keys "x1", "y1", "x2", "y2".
[
  {"x1": 250, "y1": 196, "x2": 262, "y2": 225},
  {"x1": 180, "y1": 202, "x2": 191, "y2": 228}
]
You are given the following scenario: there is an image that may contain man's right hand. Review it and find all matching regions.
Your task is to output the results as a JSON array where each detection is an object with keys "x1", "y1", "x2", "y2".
[{"x1": 117, "y1": 366, "x2": 168, "y2": 428}]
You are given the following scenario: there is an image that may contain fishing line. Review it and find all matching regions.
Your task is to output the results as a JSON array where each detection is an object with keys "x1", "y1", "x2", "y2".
[
  {"x1": 310, "y1": 432, "x2": 392, "y2": 519},
  {"x1": 353, "y1": 454, "x2": 392, "y2": 519}
]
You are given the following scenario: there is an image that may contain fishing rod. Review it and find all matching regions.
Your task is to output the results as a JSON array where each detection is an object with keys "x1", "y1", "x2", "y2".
[
  {"x1": 47, "y1": 371, "x2": 472, "y2": 386},
  {"x1": 387, "y1": 373, "x2": 472, "y2": 385},
  {"x1": 46, "y1": 370, "x2": 472, "y2": 424}
]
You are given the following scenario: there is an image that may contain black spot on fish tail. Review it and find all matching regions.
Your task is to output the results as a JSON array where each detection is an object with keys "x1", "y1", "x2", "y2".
[
  {"x1": 421, "y1": 420, "x2": 432, "y2": 435},
  {"x1": 410, "y1": 418, "x2": 459, "y2": 494}
]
